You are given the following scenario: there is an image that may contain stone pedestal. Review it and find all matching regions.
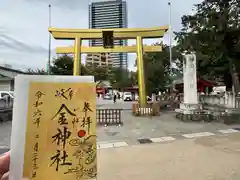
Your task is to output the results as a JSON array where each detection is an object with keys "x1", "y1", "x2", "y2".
[
  {"x1": 179, "y1": 103, "x2": 202, "y2": 111},
  {"x1": 175, "y1": 53, "x2": 210, "y2": 122},
  {"x1": 223, "y1": 109, "x2": 240, "y2": 125}
]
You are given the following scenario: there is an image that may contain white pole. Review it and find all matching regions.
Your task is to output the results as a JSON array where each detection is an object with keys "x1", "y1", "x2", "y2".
[
  {"x1": 48, "y1": 4, "x2": 52, "y2": 75},
  {"x1": 168, "y1": 1, "x2": 173, "y2": 71}
]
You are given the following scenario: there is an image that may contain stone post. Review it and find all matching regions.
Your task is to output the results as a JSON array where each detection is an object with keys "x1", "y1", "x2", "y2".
[
  {"x1": 175, "y1": 53, "x2": 204, "y2": 121},
  {"x1": 179, "y1": 53, "x2": 202, "y2": 111},
  {"x1": 183, "y1": 53, "x2": 198, "y2": 104}
]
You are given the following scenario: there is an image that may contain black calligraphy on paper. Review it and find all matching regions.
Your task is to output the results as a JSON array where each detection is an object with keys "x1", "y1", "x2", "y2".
[
  {"x1": 52, "y1": 126, "x2": 71, "y2": 149},
  {"x1": 81, "y1": 116, "x2": 92, "y2": 134},
  {"x1": 82, "y1": 165, "x2": 97, "y2": 178},
  {"x1": 50, "y1": 124, "x2": 73, "y2": 171},
  {"x1": 35, "y1": 91, "x2": 45, "y2": 100},
  {"x1": 64, "y1": 167, "x2": 81, "y2": 175},
  {"x1": 81, "y1": 102, "x2": 93, "y2": 134},
  {"x1": 33, "y1": 91, "x2": 45, "y2": 128},
  {"x1": 51, "y1": 104, "x2": 77, "y2": 125},
  {"x1": 55, "y1": 88, "x2": 73, "y2": 100},
  {"x1": 66, "y1": 135, "x2": 97, "y2": 178},
  {"x1": 50, "y1": 150, "x2": 72, "y2": 171},
  {"x1": 49, "y1": 89, "x2": 96, "y2": 178},
  {"x1": 32, "y1": 134, "x2": 39, "y2": 178},
  {"x1": 72, "y1": 116, "x2": 80, "y2": 128},
  {"x1": 33, "y1": 109, "x2": 42, "y2": 117},
  {"x1": 50, "y1": 92, "x2": 78, "y2": 172},
  {"x1": 31, "y1": 90, "x2": 45, "y2": 179},
  {"x1": 34, "y1": 91, "x2": 45, "y2": 109},
  {"x1": 33, "y1": 101, "x2": 43, "y2": 108},
  {"x1": 82, "y1": 102, "x2": 92, "y2": 115},
  {"x1": 64, "y1": 165, "x2": 97, "y2": 179}
]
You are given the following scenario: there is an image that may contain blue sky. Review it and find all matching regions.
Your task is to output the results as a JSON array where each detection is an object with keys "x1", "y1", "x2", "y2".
[{"x1": 0, "y1": 0, "x2": 203, "y2": 71}]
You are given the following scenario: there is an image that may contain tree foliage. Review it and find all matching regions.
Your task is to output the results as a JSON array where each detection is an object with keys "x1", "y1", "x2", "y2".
[
  {"x1": 109, "y1": 68, "x2": 136, "y2": 90},
  {"x1": 50, "y1": 55, "x2": 135, "y2": 89},
  {"x1": 50, "y1": 55, "x2": 74, "y2": 75},
  {"x1": 50, "y1": 55, "x2": 96, "y2": 76},
  {"x1": 142, "y1": 44, "x2": 181, "y2": 95},
  {"x1": 175, "y1": 0, "x2": 240, "y2": 91}
]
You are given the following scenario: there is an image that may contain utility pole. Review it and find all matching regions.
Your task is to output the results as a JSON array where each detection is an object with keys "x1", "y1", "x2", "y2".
[
  {"x1": 48, "y1": 4, "x2": 52, "y2": 75},
  {"x1": 168, "y1": 1, "x2": 173, "y2": 95},
  {"x1": 168, "y1": 1, "x2": 173, "y2": 71}
]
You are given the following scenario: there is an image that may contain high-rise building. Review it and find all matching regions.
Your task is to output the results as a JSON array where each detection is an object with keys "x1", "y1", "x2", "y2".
[
  {"x1": 86, "y1": 53, "x2": 113, "y2": 67},
  {"x1": 89, "y1": 0, "x2": 128, "y2": 69}
]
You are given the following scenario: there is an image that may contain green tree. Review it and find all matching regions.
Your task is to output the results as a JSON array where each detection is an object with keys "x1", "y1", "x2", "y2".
[
  {"x1": 108, "y1": 67, "x2": 134, "y2": 90},
  {"x1": 50, "y1": 55, "x2": 74, "y2": 75},
  {"x1": 91, "y1": 66, "x2": 109, "y2": 81},
  {"x1": 175, "y1": 0, "x2": 240, "y2": 92},
  {"x1": 140, "y1": 44, "x2": 181, "y2": 95},
  {"x1": 50, "y1": 55, "x2": 135, "y2": 87},
  {"x1": 50, "y1": 55, "x2": 90, "y2": 75},
  {"x1": 129, "y1": 71, "x2": 137, "y2": 86}
]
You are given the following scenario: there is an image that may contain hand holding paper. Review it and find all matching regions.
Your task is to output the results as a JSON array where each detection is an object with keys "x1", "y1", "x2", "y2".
[
  {"x1": 0, "y1": 151, "x2": 10, "y2": 180},
  {"x1": 0, "y1": 152, "x2": 29, "y2": 180},
  {"x1": 9, "y1": 75, "x2": 96, "y2": 180}
]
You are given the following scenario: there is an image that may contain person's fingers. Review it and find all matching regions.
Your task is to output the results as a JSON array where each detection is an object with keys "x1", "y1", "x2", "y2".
[
  {"x1": 0, "y1": 172, "x2": 29, "y2": 180},
  {"x1": 0, "y1": 152, "x2": 10, "y2": 179},
  {"x1": 0, "y1": 152, "x2": 28, "y2": 180},
  {"x1": 1, "y1": 171, "x2": 8, "y2": 180}
]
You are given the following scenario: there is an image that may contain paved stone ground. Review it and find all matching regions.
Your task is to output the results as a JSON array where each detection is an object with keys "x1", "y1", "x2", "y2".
[
  {"x1": 96, "y1": 100, "x2": 240, "y2": 144},
  {"x1": 97, "y1": 109, "x2": 240, "y2": 144},
  {"x1": 97, "y1": 99, "x2": 133, "y2": 109},
  {"x1": 97, "y1": 133, "x2": 240, "y2": 180}
]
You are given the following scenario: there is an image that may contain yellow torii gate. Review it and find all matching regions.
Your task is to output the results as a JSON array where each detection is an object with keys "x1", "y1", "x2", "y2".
[{"x1": 49, "y1": 26, "x2": 168, "y2": 106}]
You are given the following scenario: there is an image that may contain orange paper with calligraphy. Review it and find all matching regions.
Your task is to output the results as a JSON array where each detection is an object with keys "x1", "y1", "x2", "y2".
[{"x1": 23, "y1": 82, "x2": 96, "y2": 180}]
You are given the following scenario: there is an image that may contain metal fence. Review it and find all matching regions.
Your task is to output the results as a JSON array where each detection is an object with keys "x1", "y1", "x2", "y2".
[{"x1": 97, "y1": 109, "x2": 123, "y2": 126}]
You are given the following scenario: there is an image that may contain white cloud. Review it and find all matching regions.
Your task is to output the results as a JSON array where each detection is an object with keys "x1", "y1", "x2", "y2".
[{"x1": 0, "y1": 0, "x2": 202, "y2": 71}]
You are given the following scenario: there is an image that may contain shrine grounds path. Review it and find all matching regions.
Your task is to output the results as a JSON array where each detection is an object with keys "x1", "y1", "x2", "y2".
[
  {"x1": 96, "y1": 100, "x2": 240, "y2": 146},
  {"x1": 97, "y1": 132, "x2": 240, "y2": 180}
]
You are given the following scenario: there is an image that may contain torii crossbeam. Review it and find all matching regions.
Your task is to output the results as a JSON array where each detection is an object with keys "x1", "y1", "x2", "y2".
[{"x1": 56, "y1": 45, "x2": 162, "y2": 54}]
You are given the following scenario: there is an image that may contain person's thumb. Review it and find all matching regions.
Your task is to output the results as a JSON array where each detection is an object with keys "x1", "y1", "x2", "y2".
[
  {"x1": 0, "y1": 152, "x2": 10, "y2": 179},
  {"x1": 0, "y1": 171, "x2": 8, "y2": 180},
  {"x1": 1, "y1": 172, "x2": 29, "y2": 180}
]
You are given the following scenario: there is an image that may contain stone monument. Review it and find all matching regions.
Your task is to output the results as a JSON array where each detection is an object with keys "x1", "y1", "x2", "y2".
[
  {"x1": 175, "y1": 53, "x2": 206, "y2": 121},
  {"x1": 176, "y1": 53, "x2": 240, "y2": 124}
]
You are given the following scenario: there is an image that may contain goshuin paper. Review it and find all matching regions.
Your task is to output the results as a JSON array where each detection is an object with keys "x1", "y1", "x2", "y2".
[{"x1": 9, "y1": 76, "x2": 96, "y2": 180}]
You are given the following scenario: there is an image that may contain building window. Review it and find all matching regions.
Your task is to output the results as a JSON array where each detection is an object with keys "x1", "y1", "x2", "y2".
[{"x1": 101, "y1": 56, "x2": 106, "y2": 62}]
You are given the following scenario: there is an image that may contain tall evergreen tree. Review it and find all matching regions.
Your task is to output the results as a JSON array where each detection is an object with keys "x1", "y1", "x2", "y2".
[{"x1": 175, "y1": 0, "x2": 240, "y2": 92}]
